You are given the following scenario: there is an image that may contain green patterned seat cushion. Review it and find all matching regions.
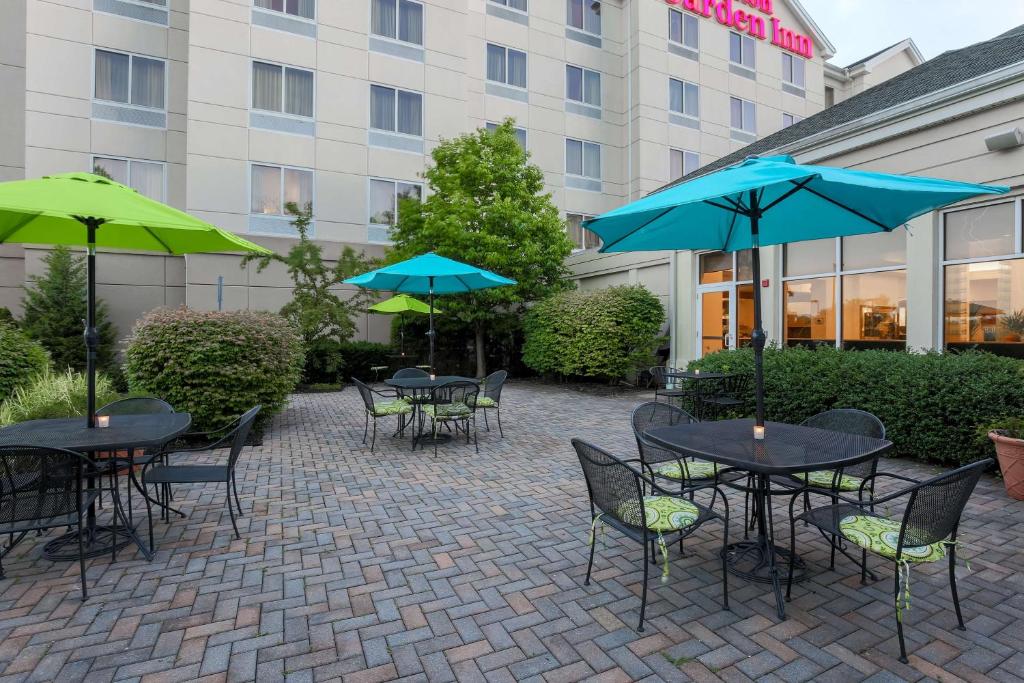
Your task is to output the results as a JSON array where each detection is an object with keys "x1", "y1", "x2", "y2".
[
  {"x1": 653, "y1": 459, "x2": 718, "y2": 481},
  {"x1": 839, "y1": 515, "x2": 946, "y2": 563},
  {"x1": 627, "y1": 496, "x2": 700, "y2": 532},
  {"x1": 372, "y1": 400, "x2": 413, "y2": 417},
  {"x1": 794, "y1": 470, "x2": 863, "y2": 491},
  {"x1": 468, "y1": 396, "x2": 497, "y2": 408},
  {"x1": 423, "y1": 402, "x2": 472, "y2": 419}
]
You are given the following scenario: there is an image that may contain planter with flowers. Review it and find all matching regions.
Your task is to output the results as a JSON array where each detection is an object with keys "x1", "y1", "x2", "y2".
[{"x1": 988, "y1": 418, "x2": 1024, "y2": 500}]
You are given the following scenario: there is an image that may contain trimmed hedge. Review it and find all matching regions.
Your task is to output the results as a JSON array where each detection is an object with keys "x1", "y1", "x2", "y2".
[
  {"x1": 691, "y1": 345, "x2": 1024, "y2": 466},
  {"x1": 339, "y1": 341, "x2": 393, "y2": 382},
  {"x1": 0, "y1": 369, "x2": 119, "y2": 426},
  {"x1": 523, "y1": 285, "x2": 665, "y2": 381},
  {"x1": 124, "y1": 308, "x2": 304, "y2": 431},
  {"x1": 0, "y1": 324, "x2": 50, "y2": 401}
]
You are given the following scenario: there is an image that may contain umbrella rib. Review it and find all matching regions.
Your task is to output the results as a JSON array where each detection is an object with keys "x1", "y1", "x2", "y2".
[
  {"x1": 722, "y1": 209, "x2": 741, "y2": 252},
  {"x1": 704, "y1": 200, "x2": 748, "y2": 216},
  {"x1": 0, "y1": 212, "x2": 41, "y2": 244},
  {"x1": 759, "y1": 178, "x2": 814, "y2": 213},
  {"x1": 795, "y1": 183, "x2": 893, "y2": 230},
  {"x1": 454, "y1": 274, "x2": 472, "y2": 292},
  {"x1": 143, "y1": 226, "x2": 175, "y2": 254},
  {"x1": 600, "y1": 206, "x2": 676, "y2": 252}
]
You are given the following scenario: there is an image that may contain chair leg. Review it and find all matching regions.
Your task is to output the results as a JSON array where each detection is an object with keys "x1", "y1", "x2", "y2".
[
  {"x1": 638, "y1": 538, "x2": 649, "y2": 632},
  {"x1": 483, "y1": 409, "x2": 490, "y2": 432},
  {"x1": 145, "y1": 482, "x2": 154, "y2": 551},
  {"x1": 860, "y1": 549, "x2": 868, "y2": 585},
  {"x1": 949, "y1": 546, "x2": 966, "y2": 630},
  {"x1": 585, "y1": 527, "x2": 597, "y2": 586},
  {"x1": 786, "y1": 496, "x2": 798, "y2": 600},
  {"x1": 370, "y1": 419, "x2": 377, "y2": 452},
  {"x1": 226, "y1": 483, "x2": 240, "y2": 539},
  {"x1": 496, "y1": 407, "x2": 503, "y2": 438},
  {"x1": 232, "y1": 474, "x2": 243, "y2": 516},
  {"x1": 78, "y1": 522, "x2": 88, "y2": 601},
  {"x1": 473, "y1": 416, "x2": 479, "y2": 453},
  {"x1": 895, "y1": 563, "x2": 908, "y2": 663},
  {"x1": 362, "y1": 413, "x2": 368, "y2": 444},
  {"x1": 649, "y1": 540, "x2": 657, "y2": 565}
]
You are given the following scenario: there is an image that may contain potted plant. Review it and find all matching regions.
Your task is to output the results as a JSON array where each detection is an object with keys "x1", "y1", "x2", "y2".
[
  {"x1": 988, "y1": 417, "x2": 1024, "y2": 500},
  {"x1": 999, "y1": 310, "x2": 1024, "y2": 342}
]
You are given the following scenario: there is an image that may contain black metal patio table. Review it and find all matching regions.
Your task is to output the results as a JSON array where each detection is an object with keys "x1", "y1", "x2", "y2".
[
  {"x1": 663, "y1": 370, "x2": 730, "y2": 420},
  {"x1": 644, "y1": 418, "x2": 892, "y2": 620},
  {"x1": 384, "y1": 376, "x2": 477, "y2": 447},
  {"x1": 0, "y1": 413, "x2": 192, "y2": 561}
]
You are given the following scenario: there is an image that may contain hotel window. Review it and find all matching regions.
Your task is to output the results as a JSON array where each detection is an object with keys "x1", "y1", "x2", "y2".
[
  {"x1": 730, "y1": 97, "x2": 756, "y2": 134},
  {"x1": 369, "y1": 179, "x2": 422, "y2": 243},
  {"x1": 369, "y1": 85, "x2": 422, "y2": 136},
  {"x1": 729, "y1": 32, "x2": 755, "y2": 70},
  {"x1": 783, "y1": 231, "x2": 908, "y2": 350},
  {"x1": 486, "y1": 44, "x2": 527, "y2": 89},
  {"x1": 668, "y1": 8, "x2": 698, "y2": 50},
  {"x1": 370, "y1": 0, "x2": 423, "y2": 45},
  {"x1": 485, "y1": 122, "x2": 527, "y2": 149},
  {"x1": 490, "y1": 0, "x2": 526, "y2": 11},
  {"x1": 670, "y1": 149, "x2": 699, "y2": 180},
  {"x1": 567, "y1": 0, "x2": 600, "y2": 36},
  {"x1": 251, "y1": 164, "x2": 313, "y2": 216},
  {"x1": 565, "y1": 138, "x2": 600, "y2": 180},
  {"x1": 782, "y1": 53, "x2": 805, "y2": 89},
  {"x1": 669, "y1": 78, "x2": 699, "y2": 120},
  {"x1": 94, "y1": 49, "x2": 165, "y2": 110},
  {"x1": 252, "y1": 61, "x2": 314, "y2": 118},
  {"x1": 254, "y1": 0, "x2": 314, "y2": 20},
  {"x1": 942, "y1": 199, "x2": 1024, "y2": 357},
  {"x1": 92, "y1": 157, "x2": 165, "y2": 202},
  {"x1": 782, "y1": 113, "x2": 802, "y2": 128},
  {"x1": 566, "y1": 213, "x2": 601, "y2": 251},
  {"x1": 825, "y1": 86, "x2": 835, "y2": 107},
  {"x1": 566, "y1": 65, "x2": 600, "y2": 107}
]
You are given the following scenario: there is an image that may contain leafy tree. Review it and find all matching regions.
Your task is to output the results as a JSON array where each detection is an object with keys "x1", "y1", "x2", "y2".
[
  {"x1": 21, "y1": 245, "x2": 117, "y2": 372},
  {"x1": 389, "y1": 119, "x2": 575, "y2": 376}
]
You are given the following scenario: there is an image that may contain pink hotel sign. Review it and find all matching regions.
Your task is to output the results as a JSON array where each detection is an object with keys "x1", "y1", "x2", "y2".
[{"x1": 664, "y1": 0, "x2": 815, "y2": 59}]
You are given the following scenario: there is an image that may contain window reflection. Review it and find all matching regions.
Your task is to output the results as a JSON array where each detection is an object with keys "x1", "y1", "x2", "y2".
[
  {"x1": 945, "y1": 259, "x2": 1024, "y2": 357},
  {"x1": 842, "y1": 271, "x2": 906, "y2": 350},
  {"x1": 784, "y1": 277, "x2": 835, "y2": 347},
  {"x1": 567, "y1": 213, "x2": 601, "y2": 250},
  {"x1": 944, "y1": 202, "x2": 1015, "y2": 260}
]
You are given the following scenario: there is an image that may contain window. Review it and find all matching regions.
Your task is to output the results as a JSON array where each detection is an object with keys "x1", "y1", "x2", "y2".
[
  {"x1": 566, "y1": 65, "x2": 600, "y2": 107},
  {"x1": 94, "y1": 49, "x2": 165, "y2": 110},
  {"x1": 782, "y1": 53, "x2": 805, "y2": 89},
  {"x1": 729, "y1": 32, "x2": 755, "y2": 70},
  {"x1": 670, "y1": 149, "x2": 699, "y2": 180},
  {"x1": 490, "y1": 0, "x2": 526, "y2": 11},
  {"x1": 92, "y1": 157, "x2": 164, "y2": 201},
  {"x1": 370, "y1": 0, "x2": 423, "y2": 45},
  {"x1": 669, "y1": 78, "x2": 699, "y2": 119},
  {"x1": 825, "y1": 86, "x2": 835, "y2": 107},
  {"x1": 942, "y1": 200, "x2": 1024, "y2": 357},
  {"x1": 485, "y1": 122, "x2": 527, "y2": 149},
  {"x1": 369, "y1": 178, "x2": 422, "y2": 242},
  {"x1": 567, "y1": 213, "x2": 601, "y2": 251},
  {"x1": 565, "y1": 138, "x2": 600, "y2": 180},
  {"x1": 782, "y1": 113, "x2": 802, "y2": 128},
  {"x1": 487, "y1": 44, "x2": 527, "y2": 88},
  {"x1": 250, "y1": 164, "x2": 313, "y2": 216},
  {"x1": 668, "y1": 8, "x2": 698, "y2": 49},
  {"x1": 254, "y1": 0, "x2": 314, "y2": 20},
  {"x1": 252, "y1": 61, "x2": 314, "y2": 118},
  {"x1": 730, "y1": 97, "x2": 755, "y2": 134},
  {"x1": 567, "y1": 0, "x2": 600, "y2": 36},
  {"x1": 783, "y1": 232, "x2": 909, "y2": 350},
  {"x1": 370, "y1": 85, "x2": 422, "y2": 136}
]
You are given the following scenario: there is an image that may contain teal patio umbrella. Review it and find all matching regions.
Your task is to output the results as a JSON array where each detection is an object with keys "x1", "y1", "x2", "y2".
[
  {"x1": 344, "y1": 252, "x2": 516, "y2": 372},
  {"x1": 584, "y1": 155, "x2": 1008, "y2": 426}
]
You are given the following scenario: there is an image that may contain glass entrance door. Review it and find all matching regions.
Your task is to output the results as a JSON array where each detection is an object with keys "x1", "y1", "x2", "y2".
[
  {"x1": 700, "y1": 287, "x2": 731, "y2": 356},
  {"x1": 696, "y1": 251, "x2": 755, "y2": 358}
]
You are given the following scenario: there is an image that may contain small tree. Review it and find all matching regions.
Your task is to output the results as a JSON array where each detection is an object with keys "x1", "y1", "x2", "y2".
[
  {"x1": 21, "y1": 245, "x2": 117, "y2": 372},
  {"x1": 389, "y1": 119, "x2": 575, "y2": 376}
]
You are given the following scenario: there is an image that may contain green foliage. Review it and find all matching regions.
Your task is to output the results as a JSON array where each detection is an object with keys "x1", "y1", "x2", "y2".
[
  {"x1": 388, "y1": 119, "x2": 575, "y2": 375},
  {"x1": 1000, "y1": 310, "x2": 1024, "y2": 337},
  {"x1": 0, "y1": 308, "x2": 16, "y2": 327},
  {"x1": 0, "y1": 369, "x2": 119, "y2": 426},
  {"x1": 691, "y1": 345, "x2": 1024, "y2": 465},
  {"x1": 395, "y1": 312, "x2": 528, "y2": 378},
  {"x1": 21, "y1": 245, "x2": 117, "y2": 372},
  {"x1": 0, "y1": 323, "x2": 50, "y2": 401},
  {"x1": 522, "y1": 285, "x2": 665, "y2": 381},
  {"x1": 241, "y1": 203, "x2": 372, "y2": 348},
  {"x1": 980, "y1": 416, "x2": 1024, "y2": 442},
  {"x1": 123, "y1": 307, "x2": 304, "y2": 431},
  {"x1": 339, "y1": 341, "x2": 393, "y2": 382}
]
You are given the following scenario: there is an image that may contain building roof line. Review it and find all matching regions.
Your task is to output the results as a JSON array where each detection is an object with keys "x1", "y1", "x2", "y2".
[{"x1": 782, "y1": 0, "x2": 836, "y2": 59}]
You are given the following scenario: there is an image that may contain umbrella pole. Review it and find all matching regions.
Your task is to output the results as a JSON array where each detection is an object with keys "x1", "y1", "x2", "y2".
[
  {"x1": 428, "y1": 277, "x2": 435, "y2": 374},
  {"x1": 83, "y1": 218, "x2": 101, "y2": 428},
  {"x1": 748, "y1": 191, "x2": 766, "y2": 428}
]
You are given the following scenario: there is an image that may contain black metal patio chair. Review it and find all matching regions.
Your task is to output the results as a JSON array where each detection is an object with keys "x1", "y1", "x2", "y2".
[
  {"x1": 649, "y1": 366, "x2": 692, "y2": 407},
  {"x1": 630, "y1": 402, "x2": 720, "y2": 488},
  {"x1": 418, "y1": 380, "x2": 479, "y2": 457},
  {"x1": 140, "y1": 405, "x2": 261, "y2": 540},
  {"x1": 353, "y1": 378, "x2": 413, "y2": 452},
  {"x1": 700, "y1": 373, "x2": 751, "y2": 420},
  {"x1": 572, "y1": 439, "x2": 729, "y2": 632},
  {"x1": 790, "y1": 458, "x2": 990, "y2": 663},
  {"x1": 471, "y1": 370, "x2": 507, "y2": 437},
  {"x1": 0, "y1": 445, "x2": 98, "y2": 599}
]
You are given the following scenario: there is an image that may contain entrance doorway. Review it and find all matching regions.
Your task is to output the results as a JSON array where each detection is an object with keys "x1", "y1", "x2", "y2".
[{"x1": 696, "y1": 251, "x2": 755, "y2": 358}]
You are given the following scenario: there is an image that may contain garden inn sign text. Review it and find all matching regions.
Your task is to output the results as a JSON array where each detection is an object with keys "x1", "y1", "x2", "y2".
[{"x1": 664, "y1": 0, "x2": 815, "y2": 59}]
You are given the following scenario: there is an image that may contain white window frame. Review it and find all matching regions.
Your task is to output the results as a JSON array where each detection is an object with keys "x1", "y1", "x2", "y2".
[
  {"x1": 253, "y1": 0, "x2": 316, "y2": 23},
  {"x1": 938, "y1": 196, "x2": 1024, "y2": 348},
  {"x1": 92, "y1": 48, "x2": 168, "y2": 113},
  {"x1": 781, "y1": 234, "x2": 909, "y2": 350},
  {"x1": 729, "y1": 31, "x2": 756, "y2": 71},
  {"x1": 368, "y1": 84, "x2": 424, "y2": 139},
  {"x1": 566, "y1": 0, "x2": 601, "y2": 37},
  {"x1": 566, "y1": 63, "x2": 601, "y2": 107},
  {"x1": 369, "y1": 0, "x2": 424, "y2": 47},
  {"x1": 668, "y1": 8, "x2": 698, "y2": 50},
  {"x1": 489, "y1": 0, "x2": 527, "y2": 14},
  {"x1": 730, "y1": 96, "x2": 756, "y2": 135},
  {"x1": 670, "y1": 148, "x2": 699, "y2": 179},
  {"x1": 782, "y1": 52, "x2": 806, "y2": 89},
  {"x1": 94, "y1": 0, "x2": 170, "y2": 24},
  {"x1": 250, "y1": 59, "x2": 316, "y2": 121},
  {"x1": 367, "y1": 177, "x2": 424, "y2": 244},
  {"x1": 565, "y1": 138, "x2": 601, "y2": 181},
  {"x1": 669, "y1": 78, "x2": 699, "y2": 121},
  {"x1": 486, "y1": 43, "x2": 528, "y2": 90},
  {"x1": 91, "y1": 155, "x2": 167, "y2": 202},
  {"x1": 248, "y1": 162, "x2": 314, "y2": 217},
  {"x1": 566, "y1": 212, "x2": 600, "y2": 252},
  {"x1": 485, "y1": 121, "x2": 528, "y2": 149},
  {"x1": 782, "y1": 113, "x2": 802, "y2": 128}
]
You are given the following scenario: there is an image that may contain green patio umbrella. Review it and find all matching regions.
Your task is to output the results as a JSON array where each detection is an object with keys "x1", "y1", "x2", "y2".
[
  {"x1": 0, "y1": 172, "x2": 272, "y2": 427},
  {"x1": 367, "y1": 294, "x2": 441, "y2": 356}
]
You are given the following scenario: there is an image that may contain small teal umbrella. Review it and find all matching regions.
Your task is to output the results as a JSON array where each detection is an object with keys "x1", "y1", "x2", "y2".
[
  {"x1": 344, "y1": 252, "x2": 516, "y2": 372},
  {"x1": 584, "y1": 155, "x2": 1009, "y2": 425}
]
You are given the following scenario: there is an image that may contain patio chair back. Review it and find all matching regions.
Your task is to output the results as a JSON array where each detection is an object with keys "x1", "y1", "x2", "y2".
[
  {"x1": 899, "y1": 458, "x2": 989, "y2": 548},
  {"x1": 571, "y1": 439, "x2": 645, "y2": 530},
  {"x1": 648, "y1": 366, "x2": 672, "y2": 389},
  {"x1": 0, "y1": 445, "x2": 84, "y2": 528},
  {"x1": 352, "y1": 378, "x2": 377, "y2": 413},
  {"x1": 801, "y1": 409, "x2": 885, "y2": 479},
  {"x1": 393, "y1": 367, "x2": 429, "y2": 380},
  {"x1": 97, "y1": 397, "x2": 174, "y2": 415},
  {"x1": 480, "y1": 370, "x2": 507, "y2": 404},
  {"x1": 630, "y1": 401, "x2": 696, "y2": 465},
  {"x1": 429, "y1": 380, "x2": 479, "y2": 412},
  {"x1": 712, "y1": 373, "x2": 750, "y2": 399},
  {"x1": 226, "y1": 406, "x2": 261, "y2": 471}
]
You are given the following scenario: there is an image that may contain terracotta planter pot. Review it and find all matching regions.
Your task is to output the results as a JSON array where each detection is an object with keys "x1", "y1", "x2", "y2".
[{"x1": 989, "y1": 430, "x2": 1024, "y2": 500}]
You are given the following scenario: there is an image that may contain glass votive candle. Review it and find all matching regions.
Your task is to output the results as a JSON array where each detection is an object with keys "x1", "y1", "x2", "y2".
[
  {"x1": 753, "y1": 424, "x2": 765, "y2": 440},
  {"x1": 97, "y1": 415, "x2": 110, "y2": 428},
  {"x1": 694, "y1": 368, "x2": 700, "y2": 375},
  {"x1": 429, "y1": 374, "x2": 436, "y2": 381}
]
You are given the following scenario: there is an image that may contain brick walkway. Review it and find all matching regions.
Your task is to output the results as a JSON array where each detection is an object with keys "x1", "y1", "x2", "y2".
[{"x1": 0, "y1": 382, "x2": 1022, "y2": 682}]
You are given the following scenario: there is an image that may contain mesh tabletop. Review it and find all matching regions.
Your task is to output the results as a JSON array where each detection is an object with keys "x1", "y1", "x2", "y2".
[
  {"x1": 644, "y1": 418, "x2": 892, "y2": 475},
  {"x1": 384, "y1": 376, "x2": 477, "y2": 390},
  {"x1": 0, "y1": 413, "x2": 192, "y2": 453}
]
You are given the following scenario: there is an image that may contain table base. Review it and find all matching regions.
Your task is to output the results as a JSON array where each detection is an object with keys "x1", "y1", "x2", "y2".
[
  {"x1": 43, "y1": 525, "x2": 135, "y2": 561},
  {"x1": 723, "y1": 540, "x2": 807, "y2": 584},
  {"x1": 416, "y1": 433, "x2": 452, "y2": 446}
]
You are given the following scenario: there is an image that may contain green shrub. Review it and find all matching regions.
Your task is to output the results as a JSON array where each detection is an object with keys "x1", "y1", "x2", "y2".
[
  {"x1": 523, "y1": 285, "x2": 665, "y2": 381},
  {"x1": 339, "y1": 341, "x2": 393, "y2": 382},
  {"x1": 302, "y1": 338, "x2": 343, "y2": 385},
  {"x1": 123, "y1": 308, "x2": 304, "y2": 431},
  {"x1": 0, "y1": 324, "x2": 50, "y2": 401},
  {"x1": 0, "y1": 369, "x2": 119, "y2": 426},
  {"x1": 691, "y1": 345, "x2": 1024, "y2": 466}
]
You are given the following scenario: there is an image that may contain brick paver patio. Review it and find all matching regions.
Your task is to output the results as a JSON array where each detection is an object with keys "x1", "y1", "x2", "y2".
[{"x1": 0, "y1": 382, "x2": 1022, "y2": 682}]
